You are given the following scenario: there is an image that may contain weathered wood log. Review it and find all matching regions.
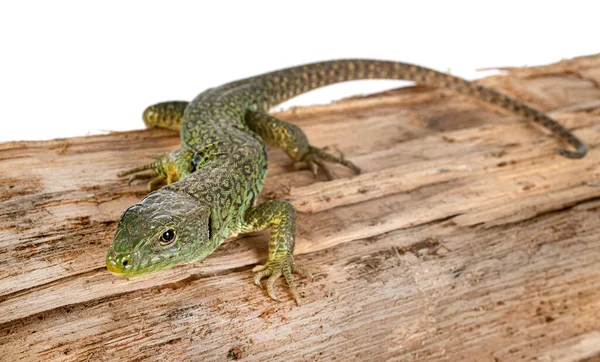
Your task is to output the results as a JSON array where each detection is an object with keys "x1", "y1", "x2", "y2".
[{"x1": 1, "y1": 54, "x2": 599, "y2": 361}]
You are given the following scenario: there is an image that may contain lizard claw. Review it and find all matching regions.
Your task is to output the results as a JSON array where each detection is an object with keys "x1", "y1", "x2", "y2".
[
  {"x1": 302, "y1": 145, "x2": 360, "y2": 180},
  {"x1": 117, "y1": 153, "x2": 178, "y2": 191},
  {"x1": 252, "y1": 254, "x2": 312, "y2": 306},
  {"x1": 125, "y1": 172, "x2": 153, "y2": 186}
]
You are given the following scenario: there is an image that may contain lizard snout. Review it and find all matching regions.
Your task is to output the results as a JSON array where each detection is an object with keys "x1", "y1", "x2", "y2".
[{"x1": 106, "y1": 251, "x2": 136, "y2": 276}]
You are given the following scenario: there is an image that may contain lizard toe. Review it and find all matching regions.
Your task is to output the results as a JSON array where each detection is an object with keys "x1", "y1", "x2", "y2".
[
  {"x1": 253, "y1": 266, "x2": 272, "y2": 288},
  {"x1": 266, "y1": 270, "x2": 283, "y2": 302},
  {"x1": 252, "y1": 255, "x2": 310, "y2": 306},
  {"x1": 301, "y1": 145, "x2": 360, "y2": 180}
]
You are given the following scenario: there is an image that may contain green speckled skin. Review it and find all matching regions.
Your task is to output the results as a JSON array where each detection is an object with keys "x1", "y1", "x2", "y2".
[{"x1": 106, "y1": 59, "x2": 587, "y2": 305}]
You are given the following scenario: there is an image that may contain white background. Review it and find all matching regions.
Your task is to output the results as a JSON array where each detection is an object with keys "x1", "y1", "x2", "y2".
[{"x1": 0, "y1": 1, "x2": 596, "y2": 142}]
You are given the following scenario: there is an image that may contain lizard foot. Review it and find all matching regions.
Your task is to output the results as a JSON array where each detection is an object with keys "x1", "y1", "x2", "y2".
[
  {"x1": 253, "y1": 254, "x2": 312, "y2": 306},
  {"x1": 300, "y1": 145, "x2": 361, "y2": 180},
  {"x1": 117, "y1": 154, "x2": 176, "y2": 191},
  {"x1": 121, "y1": 170, "x2": 166, "y2": 191}
]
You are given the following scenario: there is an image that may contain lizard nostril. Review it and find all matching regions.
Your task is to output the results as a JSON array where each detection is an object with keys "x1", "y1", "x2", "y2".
[{"x1": 122, "y1": 259, "x2": 129, "y2": 266}]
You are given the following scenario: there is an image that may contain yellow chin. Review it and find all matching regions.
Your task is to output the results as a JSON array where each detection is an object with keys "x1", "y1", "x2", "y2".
[{"x1": 106, "y1": 260, "x2": 128, "y2": 276}]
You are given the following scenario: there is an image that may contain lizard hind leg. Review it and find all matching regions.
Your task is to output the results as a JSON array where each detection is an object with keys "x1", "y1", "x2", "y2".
[
  {"x1": 245, "y1": 110, "x2": 360, "y2": 180},
  {"x1": 242, "y1": 199, "x2": 312, "y2": 305}
]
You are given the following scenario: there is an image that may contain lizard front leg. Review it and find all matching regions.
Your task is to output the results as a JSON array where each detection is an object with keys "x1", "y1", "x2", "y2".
[
  {"x1": 118, "y1": 148, "x2": 195, "y2": 191},
  {"x1": 119, "y1": 101, "x2": 191, "y2": 190},
  {"x1": 245, "y1": 111, "x2": 360, "y2": 180},
  {"x1": 242, "y1": 199, "x2": 312, "y2": 305}
]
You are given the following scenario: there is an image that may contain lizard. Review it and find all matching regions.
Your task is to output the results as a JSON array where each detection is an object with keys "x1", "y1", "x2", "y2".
[{"x1": 106, "y1": 59, "x2": 587, "y2": 305}]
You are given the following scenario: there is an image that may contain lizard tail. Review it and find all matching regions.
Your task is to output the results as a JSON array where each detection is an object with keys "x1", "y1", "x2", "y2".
[{"x1": 253, "y1": 59, "x2": 587, "y2": 159}]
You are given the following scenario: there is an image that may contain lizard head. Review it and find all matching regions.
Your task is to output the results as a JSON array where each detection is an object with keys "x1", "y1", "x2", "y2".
[{"x1": 106, "y1": 189, "x2": 212, "y2": 277}]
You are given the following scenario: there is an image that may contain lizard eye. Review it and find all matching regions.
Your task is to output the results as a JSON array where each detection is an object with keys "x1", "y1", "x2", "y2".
[{"x1": 159, "y1": 229, "x2": 176, "y2": 245}]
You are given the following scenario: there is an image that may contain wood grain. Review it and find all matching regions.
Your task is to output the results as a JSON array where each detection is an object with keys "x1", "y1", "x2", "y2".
[{"x1": 1, "y1": 54, "x2": 599, "y2": 361}]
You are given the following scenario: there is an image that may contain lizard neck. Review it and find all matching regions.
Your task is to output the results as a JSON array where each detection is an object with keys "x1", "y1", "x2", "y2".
[{"x1": 166, "y1": 140, "x2": 268, "y2": 244}]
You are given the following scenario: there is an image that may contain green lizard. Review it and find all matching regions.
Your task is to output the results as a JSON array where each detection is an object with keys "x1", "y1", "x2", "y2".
[{"x1": 106, "y1": 59, "x2": 587, "y2": 305}]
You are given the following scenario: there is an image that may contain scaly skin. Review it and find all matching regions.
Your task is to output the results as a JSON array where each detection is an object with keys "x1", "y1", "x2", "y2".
[{"x1": 107, "y1": 59, "x2": 587, "y2": 305}]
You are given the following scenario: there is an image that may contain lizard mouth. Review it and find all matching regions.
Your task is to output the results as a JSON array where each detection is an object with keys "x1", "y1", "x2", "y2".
[
  {"x1": 106, "y1": 252, "x2": 178, "y2": 277},
  {"x1": 105, "y1": 249, "x2": 139, "y2": 277},
  {"x1": 106, "y1": 258, "x2": 131, "y2": 277}
]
